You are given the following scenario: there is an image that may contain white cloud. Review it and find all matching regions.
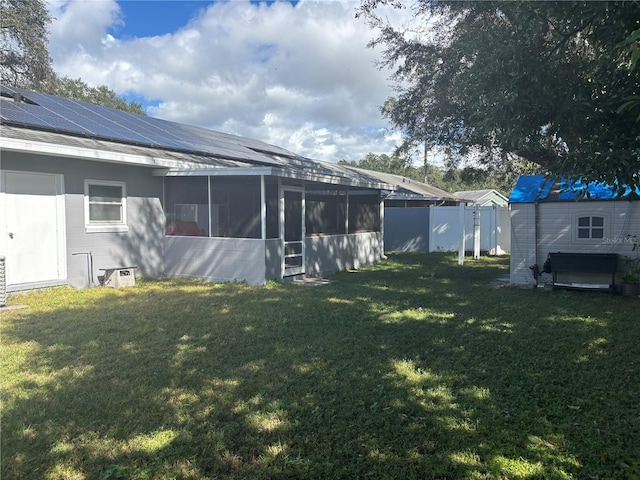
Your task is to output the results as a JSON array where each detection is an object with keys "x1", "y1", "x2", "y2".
[
  {"x1": 46, "y1": 0, "x2": 411, "y2": 163},
  {"x1": 48, "y1": 0, "x2": 122, "y2": 57}
]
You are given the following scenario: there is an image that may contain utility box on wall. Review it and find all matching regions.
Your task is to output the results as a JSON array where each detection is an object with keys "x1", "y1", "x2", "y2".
[{"x1": 101, "y1": 267, "x2": 136, "y2": 288}]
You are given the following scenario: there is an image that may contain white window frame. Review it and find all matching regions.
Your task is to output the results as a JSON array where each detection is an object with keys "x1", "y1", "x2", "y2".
[
  {"x1": 572, "y1": 213, "x2": 607, "y2": 243},
  {"x1": 84, "y1": 179, "x2": 129, "y2": 233}
]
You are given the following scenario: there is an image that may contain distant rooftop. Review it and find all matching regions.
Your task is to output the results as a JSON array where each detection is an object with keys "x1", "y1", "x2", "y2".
[
  {"x1": 453, "y1": 189, "x2": 508, "y2": 205},
  {"x1": 345, "y1": 168, "x2": 458, "y2": 201}
]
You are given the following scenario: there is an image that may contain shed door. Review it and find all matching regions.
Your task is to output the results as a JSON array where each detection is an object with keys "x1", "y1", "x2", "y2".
[
  {"x1": 282, "y1": 188, "x2": 305, "y2": 277},
  {"x1": 3, "y1": 172, "x2": 66, "y2": 286}
]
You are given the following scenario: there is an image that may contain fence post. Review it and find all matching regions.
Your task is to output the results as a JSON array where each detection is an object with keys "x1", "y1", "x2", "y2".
[
  {"x1": 458, "y1": 204, "x2": 465, "y2": 265},
  {"x1": 473, "y1": 205, "x2": 481, "y2": 259},
  {"x1": 428, "y1": 204, "x2": 434, "y2": 253}
]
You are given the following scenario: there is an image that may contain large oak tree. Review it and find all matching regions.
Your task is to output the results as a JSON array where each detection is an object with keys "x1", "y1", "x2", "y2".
[
  {"x1": 0, "y1": 0, "x2": 55, "y2": 89},
  {"x1": 358, "y1": 1, "x2": 640, "y2": 194}
]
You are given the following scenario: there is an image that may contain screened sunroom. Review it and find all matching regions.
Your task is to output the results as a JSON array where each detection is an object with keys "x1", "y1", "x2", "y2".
[{"x1": 162, "y1": 164, "x2": 389, "y2": 285}]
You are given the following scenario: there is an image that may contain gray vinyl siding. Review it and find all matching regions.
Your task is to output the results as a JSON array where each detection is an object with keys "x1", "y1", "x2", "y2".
[{"x1": 2, "y1": 151, "x2": 164, "y2": 288}]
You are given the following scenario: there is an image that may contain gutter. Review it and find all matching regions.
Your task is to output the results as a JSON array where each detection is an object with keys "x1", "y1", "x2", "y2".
[
  {"x1": 0, "y1": 136, "x2": 186, "y2": 169},
  {"x1": 158, "y1": 165, "x2": 393, "y2": 191}
]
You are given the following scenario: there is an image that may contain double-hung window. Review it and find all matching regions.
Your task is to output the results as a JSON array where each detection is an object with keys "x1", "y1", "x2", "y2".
[{"x1": 84, "y1": 180, "x2": 128, "y2": 232}]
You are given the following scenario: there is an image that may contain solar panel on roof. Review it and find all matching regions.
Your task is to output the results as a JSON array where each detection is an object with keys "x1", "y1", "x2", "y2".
[
  {"x1": 70, "y1": 94, "x2": 269, "y2": 159},
  {"x1": 0, "y1": 99, "x2": 25, "y2": 118},
  {"x1": 1, "y1": 85, "x2": 288, "y2": 166},
  {"x1": 77, "y1": 103, "x2": 157, "y2": 142},
  {"x1": 0, "y1": 105, "x2": 42, "y2": 127},
  {"x1": 1, "y1": 98, "x2": 85, "y2": 132}
]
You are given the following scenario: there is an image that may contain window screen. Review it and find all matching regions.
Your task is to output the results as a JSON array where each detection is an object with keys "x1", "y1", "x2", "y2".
[{"x1": 86, "y1": 181, "x2": 125, "y2": 225}]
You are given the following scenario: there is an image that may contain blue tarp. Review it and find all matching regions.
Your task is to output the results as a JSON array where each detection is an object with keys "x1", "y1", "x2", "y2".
[{"x1": 509, "y1": 175, "x2": 639, "y2": 203}]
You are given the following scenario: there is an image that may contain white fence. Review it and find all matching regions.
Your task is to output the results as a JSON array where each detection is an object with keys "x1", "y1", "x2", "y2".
[
  {"x1": 428, "y1": 205, "x2": 510, "y2": 255},
  {"x1": 384, "y1": 204, "x2": 511, "y2": 256}
]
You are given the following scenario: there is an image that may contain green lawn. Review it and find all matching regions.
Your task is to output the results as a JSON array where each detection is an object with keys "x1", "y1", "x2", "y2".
[{"x1": 2, "y1": 253, "x2": 639, "y2": 480}]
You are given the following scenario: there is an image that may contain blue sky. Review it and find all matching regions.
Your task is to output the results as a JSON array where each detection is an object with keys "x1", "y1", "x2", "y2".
[
  {"x1": 46, "y1": 0, "x2": 413, "y2": 163},
  {"x1": 113, "y1": 1, "x2": 209, "y2": 38},
  {"x1": 113, "y1": 0, "x2": 301, "y2": 38}
]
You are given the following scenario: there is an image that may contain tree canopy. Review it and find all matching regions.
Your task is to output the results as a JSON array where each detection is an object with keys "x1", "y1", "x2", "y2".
[
  {"x1": 340, "y1": 152, "x2": 411, "y2": 176},
  {"x1": 0, "y1": 0, "x2": 55, "y2": 90},
  {"x1": 339, "y1": 152, "x2": 539, "y2": 195},
  {"x1": 51, "y1": 77, "x2": 145, "y2": 116},
  {"x1": 358, "y1": 1, "x2": 640, "y2": 194},
  {"x1": 0, "y1": 0, "x2": 144, "y2": 115}
]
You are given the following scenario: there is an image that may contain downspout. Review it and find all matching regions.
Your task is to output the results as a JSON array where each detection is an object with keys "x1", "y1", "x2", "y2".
[
  {"x1": 529, "y1": 180, "x2": 547, "y2": 286},
  {"x1": 532, "y1": 200, "x2": 540, "y2": 286}
]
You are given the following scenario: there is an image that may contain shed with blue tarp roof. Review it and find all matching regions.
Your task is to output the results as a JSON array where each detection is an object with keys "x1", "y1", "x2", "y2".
[
  {"x1": 509, "y1": 174, "x2": 639, "y2": 203},
  {"x1": 509, "y1": 175, "x2": 640, "y2": 287}
]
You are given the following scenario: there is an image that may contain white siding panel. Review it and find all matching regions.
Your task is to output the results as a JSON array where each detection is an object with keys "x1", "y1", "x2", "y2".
[
  {"x1": 537, "y1": 202, "x2": 640, "y2": 263},
  {"x1": 510, "y1": 204, "x2": 536, "y2": 286}
]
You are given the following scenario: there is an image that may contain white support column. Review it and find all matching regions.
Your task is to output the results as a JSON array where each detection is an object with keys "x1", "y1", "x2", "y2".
[
  {"x1": 428, "y1": 204, "x2": 435, "y2": 253},
  {"x1": 345, "y1": 186, "x2": 350, "y2": 234},
  {"x1": 379, "y1": 193, "x2": 385, "y2": 256},
  {"x1": 491, "y1": 205, "x2": 498, "y2": 255},
  {"x1": 473, "y1": 205, "x2": 481, "y2": 260},
  {"x1": 458, "y1": 203, "x2": 465, "y2": 265}
]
